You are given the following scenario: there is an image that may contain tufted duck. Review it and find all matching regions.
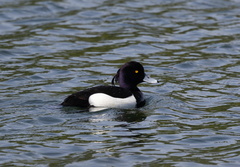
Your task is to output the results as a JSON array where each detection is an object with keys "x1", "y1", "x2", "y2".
[{"x1": 61, "y1": 61, "x2": 158, "y2": 109}]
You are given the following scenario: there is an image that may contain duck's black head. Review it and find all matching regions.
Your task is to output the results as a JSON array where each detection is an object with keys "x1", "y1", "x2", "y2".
[{"x1": 112, "y1": 61, "x2": 158, "y2": 90}]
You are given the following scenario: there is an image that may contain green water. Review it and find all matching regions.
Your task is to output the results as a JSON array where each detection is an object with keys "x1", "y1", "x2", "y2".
[{"x1": 0, "y1": 0, "x2": 240, "y2": 166}]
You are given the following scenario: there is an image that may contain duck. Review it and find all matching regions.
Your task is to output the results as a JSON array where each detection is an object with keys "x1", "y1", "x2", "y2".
[{"x1": 61, "y1": 61, "x2": 158, "y2": 109}]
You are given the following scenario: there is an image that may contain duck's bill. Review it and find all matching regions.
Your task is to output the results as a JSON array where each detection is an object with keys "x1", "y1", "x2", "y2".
[{"x1": 143, "y1": 74, "x2": 159, "y2": 83}]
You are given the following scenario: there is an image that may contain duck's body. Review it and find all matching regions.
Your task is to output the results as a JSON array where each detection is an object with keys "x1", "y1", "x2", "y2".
[
  {"x1": 61, "y1": 85, "x2": 145, "y2": 108},
  {"x1": 61, "y1": 61, "x2": 157, "y2": 109}
]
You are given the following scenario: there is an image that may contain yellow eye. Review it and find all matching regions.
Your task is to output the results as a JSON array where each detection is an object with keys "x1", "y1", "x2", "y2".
[{"x1": 135, "y1": 70, "x2": 139, "y2": 74}]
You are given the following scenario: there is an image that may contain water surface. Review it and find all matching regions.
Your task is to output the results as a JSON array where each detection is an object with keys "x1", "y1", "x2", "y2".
[{"x1": 0, "y1": 0, "x2": 240, "y2": 166}]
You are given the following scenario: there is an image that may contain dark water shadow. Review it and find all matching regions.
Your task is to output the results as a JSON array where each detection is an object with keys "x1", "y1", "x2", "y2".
[{"x1": 60, "y1": 105, "x2": 147, "y2": 123}]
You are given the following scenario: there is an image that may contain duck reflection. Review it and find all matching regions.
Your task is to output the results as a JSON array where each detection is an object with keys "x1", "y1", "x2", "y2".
[{"x1": 61, "y1": 107, "x2": 147, "y2": 123}]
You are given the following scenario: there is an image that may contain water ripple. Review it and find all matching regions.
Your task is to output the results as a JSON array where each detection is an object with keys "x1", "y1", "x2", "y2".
[{"x1": 0, "y1": 0, "x2": 240, "y2": 166}]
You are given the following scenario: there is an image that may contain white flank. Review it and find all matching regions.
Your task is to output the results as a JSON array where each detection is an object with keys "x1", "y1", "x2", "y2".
[{"x1": 89, "y1": 93, "x2": 136, "y2": 108}]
